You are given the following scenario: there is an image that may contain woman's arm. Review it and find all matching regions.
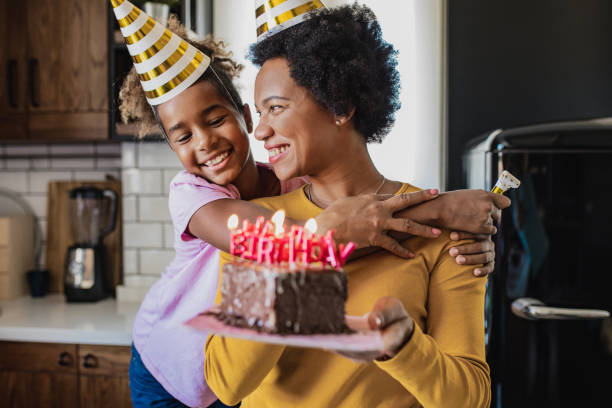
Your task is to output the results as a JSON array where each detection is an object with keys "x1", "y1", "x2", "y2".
[{"x1": 339, "y1": 240, "x2": 491, "y2": 407}]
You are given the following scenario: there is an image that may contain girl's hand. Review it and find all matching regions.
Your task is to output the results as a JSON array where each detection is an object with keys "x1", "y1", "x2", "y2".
[
  {"x1": 335, "y1": 297, "x2": 414, "y2": 363},
  {"x1": 315, "y1": 190, "x2": 442, "y2": 259},
  {"x1": 449, "y1": 233, "x2": 495, "y2": 277}
]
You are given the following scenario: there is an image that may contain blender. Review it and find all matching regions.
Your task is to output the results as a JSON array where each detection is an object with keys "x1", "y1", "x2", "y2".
[{"x1": 64, "y1": 186, "x2": 118, "y2": 302}]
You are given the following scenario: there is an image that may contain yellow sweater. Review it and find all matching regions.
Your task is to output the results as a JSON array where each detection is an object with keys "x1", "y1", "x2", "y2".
[{"x1": 205, "y1": 184, "x2": 491, "y2": 407}]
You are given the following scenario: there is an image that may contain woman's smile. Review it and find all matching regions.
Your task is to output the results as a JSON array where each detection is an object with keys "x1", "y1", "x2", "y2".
[{"x1": 266, "y1": 144, "x2": 290, "y2": 164}]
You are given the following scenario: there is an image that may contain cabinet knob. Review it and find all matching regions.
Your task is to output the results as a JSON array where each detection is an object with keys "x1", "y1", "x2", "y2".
[
  {"x1": 58, "y1": 351, "x2": 72, "y2": 367},
  {"x1": 82, "y1": 353, "x2": 98, "y2": 369}
]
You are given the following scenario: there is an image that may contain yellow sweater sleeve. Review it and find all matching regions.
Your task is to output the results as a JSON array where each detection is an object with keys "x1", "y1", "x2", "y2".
[{"x1": 375, "y1": 239, "x2": 491, "y2": 407}]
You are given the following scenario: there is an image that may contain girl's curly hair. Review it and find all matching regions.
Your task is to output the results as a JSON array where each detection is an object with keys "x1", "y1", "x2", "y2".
[
  {"x1": 249, "y1": 4, "x2": 400, "y2": 144},
  {"x1": 119, "y1": 15, "x2": 244, "y2": 138}
]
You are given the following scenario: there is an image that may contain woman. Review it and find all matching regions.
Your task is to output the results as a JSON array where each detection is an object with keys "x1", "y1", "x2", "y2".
[{"x1": 205, "y1": 4, "x2": 491, "y2": 407}]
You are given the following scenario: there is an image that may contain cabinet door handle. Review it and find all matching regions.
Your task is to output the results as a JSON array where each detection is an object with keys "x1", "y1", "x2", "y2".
[
  {"x1": 82, "y1": 353, "x2": 98, "y2": 369},
  {"x1": 58, "y1": 351, "x2": 72, "y2": 367},
  {"x1": 512, "y1": 297, "x2": 610, "y2": 321},
  {"x1": 7, "y1": 59, "x2": 17, "y2": 108},
  {"x1": 28, "y1": 58, "x2": 39, "y2": 108}
]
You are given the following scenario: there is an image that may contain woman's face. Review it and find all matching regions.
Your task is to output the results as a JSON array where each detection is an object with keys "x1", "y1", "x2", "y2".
[
  {"x1": 157, "y1": 80, "x2": 253, "y2": 185},
  {"x1": 254, "y1": 58, "x2": 340, "y2": 181}
]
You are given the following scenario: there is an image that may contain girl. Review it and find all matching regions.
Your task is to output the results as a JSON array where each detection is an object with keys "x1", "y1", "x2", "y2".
[{"x1": 114, "y1": 6, "x2": 507, "y2": 408}]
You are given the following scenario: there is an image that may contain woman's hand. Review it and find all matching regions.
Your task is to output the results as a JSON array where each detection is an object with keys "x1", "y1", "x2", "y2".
[
  {"x1": 315, "y1": 190, "x2": 442, "y2": 259},
  {"x1": 335, "y1": 297, "x2": 414, "y2": 363},
  {"x1": 435, "y1": 190, "x2": 511, "y2": 235},
  {"x1": 449, "y1": 233, "x2": 495, "y2": 277}
]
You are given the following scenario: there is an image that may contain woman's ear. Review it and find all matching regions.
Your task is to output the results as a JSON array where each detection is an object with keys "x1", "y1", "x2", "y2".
[
  {"x1": 334, "y1": 106, "x2": 356, "y2": 126},
  {"x1": 242, "y1": 103, "x2": 253, "y2": 133}
]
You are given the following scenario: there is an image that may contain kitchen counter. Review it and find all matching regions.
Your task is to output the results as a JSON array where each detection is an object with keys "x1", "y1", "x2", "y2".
[{"x1": 0, "y1": 295, "x2": 139, "y2": 346}]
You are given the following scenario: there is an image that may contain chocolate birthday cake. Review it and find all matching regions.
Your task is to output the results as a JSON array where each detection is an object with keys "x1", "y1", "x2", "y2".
[{"x1": 218, "y1": 260, "x2": 349, "y2": 334}]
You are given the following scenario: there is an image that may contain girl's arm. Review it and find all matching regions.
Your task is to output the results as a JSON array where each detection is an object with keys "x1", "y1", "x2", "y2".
[{"x1": 187, "y1": 190, "x2": 442, "y2": 256}]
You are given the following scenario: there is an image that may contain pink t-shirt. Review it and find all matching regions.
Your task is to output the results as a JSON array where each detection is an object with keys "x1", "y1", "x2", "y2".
[{"x1": 132, "y1": 167, "x2": 306, "y2": 407}]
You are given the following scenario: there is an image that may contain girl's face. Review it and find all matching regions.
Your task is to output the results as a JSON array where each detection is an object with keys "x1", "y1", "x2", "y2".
[
  {"x1": 253, "y1": 58, "x2": 340, "y2": 181},
  {"x1": 157, "y1": 80, "x2": 253, "y2": 185}
]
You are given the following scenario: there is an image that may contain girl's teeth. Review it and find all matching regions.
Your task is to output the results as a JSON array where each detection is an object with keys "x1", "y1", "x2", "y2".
[
  {"x1": 205, "y1": 151, "x2": 229, "y2": 167},
  {"x1": 269, "y1": 146, "x2": 288, "y2": 157}
]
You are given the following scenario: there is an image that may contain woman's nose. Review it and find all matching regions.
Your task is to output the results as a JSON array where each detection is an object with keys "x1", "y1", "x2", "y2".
[{"x1": 254, "y1": 118, "x2": 273, "y2": 141}]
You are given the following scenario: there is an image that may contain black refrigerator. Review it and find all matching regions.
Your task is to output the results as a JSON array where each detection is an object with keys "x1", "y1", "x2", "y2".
[{"x1": 464, "y1": 117, "x2": 612, "y2": 407}]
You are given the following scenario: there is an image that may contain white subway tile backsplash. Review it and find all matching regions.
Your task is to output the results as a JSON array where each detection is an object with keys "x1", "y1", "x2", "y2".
[
  {"x1": 30, "y1": 158, "x2": 50, "y2": 169},
  {"x1": 124, "y1": 275, "x2": 159, "y2": 287},
  {"x1": 124, "y1": 222, "x2": 163, "y2": 248},
  {"x1": 73, "y1": 170, "x2": 119, "y2": 182},
  {"x1": 121, "y1": 142, "x2": 137, "y2": 168},
  {"x1": 163, "y1": 169, "x2": 180, "y2": 194},
  {"x1": 50, "y1": 158, "x2": 95, "y2": 169},
  {"x1": 95, "y1": 143, "x2": 122, "y2": 155},
  {"x1": 96, "y1": 157, "x2": 122, "y2": 169},
  {"x1": 28, "y1": 171, "x2": 72, "y2": 193},
  {"x1": 163, "y1": 222, "x2": 175, "y2": 248},
  {"x1": 139, "y1": 196, "x2": 171, "y2": 222},
  {"x1": 5, "y1": 144, "x2": 48, "y2": 155},
  {"x1": 6, "y1": 159, "x2": 30, "y2": 169},
  {"x1": 122, "y1": 168, "x2": 140, "y2": 195},
  {"x1": 22, "y1": 195, "x2": 47, "y2": 218},
  {"x1": 138, "y1": 143, "x2": 182, "y2": 169},
  {"x1": 139, "y1": 170, "x2": 163, "y2": 194},
  {"x1": 123, "y1": 249, "x2": 139, "y2": 275},
  {"x1": 139, "y1": 249, "x2": 175, "y2": 276},
  {"x1": 50, "y1": 144, "x2": 95, "y2": 155},
  {"x1": 123, "y1": 196, "x2": 137, "y2": 221},
  {"x1": 0, "y1": 172, "x2": 28, "y2": 193}
]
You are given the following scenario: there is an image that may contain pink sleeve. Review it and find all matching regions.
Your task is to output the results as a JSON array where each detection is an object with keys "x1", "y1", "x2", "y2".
[{"x1": 168, "y1": 171, "x2": 240, "y2": 241}]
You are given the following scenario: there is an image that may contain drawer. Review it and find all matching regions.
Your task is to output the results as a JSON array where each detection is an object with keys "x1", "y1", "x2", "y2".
[
  {"x1": 0, "y1": 341, "x2": 78, "y2": 374},
  {"x1": 78, "y1": 344, "x2": 131, "y2": 376},
  {"x1": 0, "y1": 247, "x2": 8, "y2": 272}
]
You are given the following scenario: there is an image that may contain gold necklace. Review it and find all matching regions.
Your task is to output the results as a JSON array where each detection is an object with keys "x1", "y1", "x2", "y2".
[{"x1": 306, "y1": 175, "x2": 386, "y2": 207}]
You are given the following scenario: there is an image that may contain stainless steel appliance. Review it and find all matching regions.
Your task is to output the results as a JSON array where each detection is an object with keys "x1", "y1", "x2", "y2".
[
  {"x1": 64, "y1": 186, "x2": 117, "y2": 302},
  {"x1": 464, "y1": 117, "x2": 612, "y2": 407}
]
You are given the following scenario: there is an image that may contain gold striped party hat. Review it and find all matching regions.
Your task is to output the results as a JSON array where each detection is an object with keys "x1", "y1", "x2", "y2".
[
  {"x1": 111, "y1": 0, "x2": 211, "y2": 106},
  {"x1": 255, "y1": 0, "x2": 346, "y2": 42}
]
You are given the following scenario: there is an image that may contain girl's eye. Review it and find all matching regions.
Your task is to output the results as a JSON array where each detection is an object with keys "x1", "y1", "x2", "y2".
[
  {"x1": 270, "y1": 105, "x2": 283, "y2": 113},
  {"x1": 209, "y1": 115, "x2": 227, "y2": 127},
  {"x1": 176, "y1": 133, "x2": 192, "y2": 143}
]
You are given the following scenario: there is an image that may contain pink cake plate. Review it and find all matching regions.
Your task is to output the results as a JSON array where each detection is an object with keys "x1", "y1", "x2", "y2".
[{"x1": 185, "y1": 306, "x2": 384, "y2": 353}]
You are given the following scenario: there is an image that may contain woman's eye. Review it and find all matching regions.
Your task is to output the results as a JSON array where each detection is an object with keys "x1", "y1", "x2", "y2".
[{"x1": 270, "y1": 105, "x2": 283, "y2": 113}]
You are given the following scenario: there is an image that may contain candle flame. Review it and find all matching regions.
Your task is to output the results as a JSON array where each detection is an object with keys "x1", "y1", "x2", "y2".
[
  {"x1": 272, "y1": 210, "x2": 285, "y2": 236},
  {"x1": 227, "y1": 214, "x2": 239, "y2": 230},
  {"x1": 304, "y1": 218, "x2": 317, "y2": 235}
]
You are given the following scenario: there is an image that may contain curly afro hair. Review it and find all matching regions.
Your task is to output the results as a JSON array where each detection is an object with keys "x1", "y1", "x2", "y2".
[
  {"x1": 119, "y1": 15, "x2": 244, "y2": 138},
  {"x1": 249, "y1": 4, "x2": 400, "y2": 144}
]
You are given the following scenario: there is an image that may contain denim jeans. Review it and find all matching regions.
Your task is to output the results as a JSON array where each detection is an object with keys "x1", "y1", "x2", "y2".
[{"x1": 129, "y1": 344, "x2": 239, "y2": 408}]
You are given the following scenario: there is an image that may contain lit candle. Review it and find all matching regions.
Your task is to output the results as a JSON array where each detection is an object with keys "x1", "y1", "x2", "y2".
[
  {"x1": 227, "y1": 214, "x2": 239, "y2": 255},
  {"x1": 303, "y1": 219, "x2": 317, "y2": 264},
  {"x1": 271, "y1": 210, "x2": 286, "y2": 237},
  {"x1": 323, "y1": 230, "x2": 339, "y2": 268}
]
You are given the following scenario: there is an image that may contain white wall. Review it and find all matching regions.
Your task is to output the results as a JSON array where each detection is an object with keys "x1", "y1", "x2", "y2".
[{"x1": 213, "y1": 0, "x2": 446, "y2": 189}]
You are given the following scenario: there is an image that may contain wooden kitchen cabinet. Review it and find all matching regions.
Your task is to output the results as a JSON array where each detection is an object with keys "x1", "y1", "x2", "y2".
[
  {"x1": 0, "y1": 0, "x2": 28, "y2": 141},
  {"x1": 78, "y1": 345, "x2": 132, "y2": 408},
  {"x1": 0, "y1": 0, "x2": 109, "y2": 142},
  {"x1": 0, "y1": 341, "x2": 132, "y2": 408}
]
